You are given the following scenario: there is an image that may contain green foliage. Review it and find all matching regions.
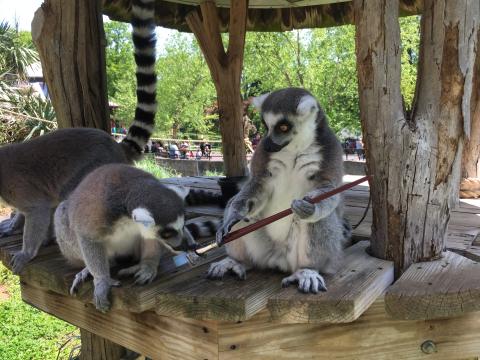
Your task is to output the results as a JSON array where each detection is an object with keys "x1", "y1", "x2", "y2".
[
  {"x1": 105, "y1": 17, "x2": 420, "y2": 138},
  {"x1": 0, "y1": 21, "x2": 38, "y2": 82},
  {"x1": 156, "y1": 33, "x2": 216, "y2": 136},
  {"x1": 135, "y1": 155, "x2": 179, "y2": 178},
  {"x1": 0, "y1": 263, "x2": 79, "y2": 360}
]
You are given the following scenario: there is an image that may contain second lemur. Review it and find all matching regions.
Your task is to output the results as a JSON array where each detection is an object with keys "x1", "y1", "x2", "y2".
[{"x1": 208, "y1": 88, "x2": 350, "y2": 293}]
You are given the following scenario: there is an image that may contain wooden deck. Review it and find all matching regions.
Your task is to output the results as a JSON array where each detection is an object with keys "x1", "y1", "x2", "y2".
[{"x1": 2, "y1": 176, "x2": 480, "y2": 359}]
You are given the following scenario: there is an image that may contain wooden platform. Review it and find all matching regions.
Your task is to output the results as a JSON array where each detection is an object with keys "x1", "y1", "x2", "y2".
[{"x1": 2, "y1": 176, "x2": 480, "y2": 359}]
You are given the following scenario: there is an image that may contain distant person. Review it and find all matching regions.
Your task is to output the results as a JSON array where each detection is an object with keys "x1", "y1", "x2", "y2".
[
  {"x1": 195, "y1": 147, "x2": 202, "y2": 160},
  {"x1": 200, "y1": 138, "x2": 206, "y2": 157},
  {"x1": 169, "y1": 142, "x2": 180, "y2": 159},
  {"x1": 251, "y1": 133, "x2": 261, "y2": 150},
  {"x1": 180, "y1": 139, "x2": 189, "y2": 159},
  {"x1": 356, "y1": 139, "x2": 364, "y2": 160},
  {"x1": 204, "y1": 142, "x2": 211, "y2": 160}
]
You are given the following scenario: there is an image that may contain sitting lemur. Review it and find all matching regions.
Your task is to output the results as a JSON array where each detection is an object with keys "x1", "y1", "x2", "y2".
[{"x1": 208, "y1": 88, "x2": 351, "y2": 293}]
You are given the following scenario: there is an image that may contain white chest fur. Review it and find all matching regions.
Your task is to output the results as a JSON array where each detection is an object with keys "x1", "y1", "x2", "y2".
[
  {"x1": 244, "y1": 144, "x2": 322, "y2": 272},
  {"x1": 104, "y1": 217, "x2": 144, "y2": 259}
]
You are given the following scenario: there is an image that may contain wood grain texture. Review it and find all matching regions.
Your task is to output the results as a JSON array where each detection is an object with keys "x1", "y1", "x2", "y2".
[
  {"x1": 268, "y1": 241, "x2": 393, "y2": 323},
  {"x1": 21, "y1": 283, "x2": 218, "y2": 360},
  {"x1": 79, "y1": 329, "x2": 126, "y2": 360},
  {"x1": 354, "y1": 0, "x2": 480, "y2": 277},
  {"x1": 32, "y1": 0, "x2": 109, "y2": 130},
  {"x1": 218, "y1": 299, "x2": 480, "y2": 360},
  {"x1": 385, "y1": 251, "x2": 480, "y2": 320},
  {"x1": 156, "y1": 263, "x2": 283, "y2": 322}
]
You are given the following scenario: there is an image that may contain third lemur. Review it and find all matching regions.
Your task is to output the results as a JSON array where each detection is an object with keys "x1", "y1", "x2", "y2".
[
  {"x1": 0, "y1": 0, "x2": 157, "y2": 273},
  {"x1": 208, "y1": 88, "x2": 350, "y2": 293},
  {"x1": 54, "y1": 163, "x2": 197, "y2": 312}
]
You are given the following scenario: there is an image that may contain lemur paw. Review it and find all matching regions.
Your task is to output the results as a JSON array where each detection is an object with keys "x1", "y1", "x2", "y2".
[
  {"x1": 291, "y1": 199, "x2": 315, "y2": 220},
  {"x1": 216, "y1": 214, "x2": 243, "y2": 245},
  {"x1": 70, "y1": 268, "x2": 91, "y2": 295},
  {"x1": 10, "y1": 251, "x2": 32, "y2": 274},
  {"x1": 93, "y1": 278, "x2": 121, "y2": 313},
  {"x1": 281, "y1": 268, "x2": 327, "y2": 294},
  {"x1": 207, "y1": 257, "x2": 247, "y2": 280},
  {"x1": 118, "y1": 262, "x2": 158, "y2": 285}
]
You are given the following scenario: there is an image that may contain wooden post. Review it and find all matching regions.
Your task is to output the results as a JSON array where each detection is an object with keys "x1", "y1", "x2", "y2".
[
  {"x1": 354, "y1": 0, "x2": 479, "y2": 276},
  {"x1": 79, "y1": 329, "x2": 126, "y2": 360},
  {"x1": 31, "y1": 0, "x2": 109, "y2": 131},
  {"x1": 460, "y1": 30, "x2": 480, "y2": 186},
  {"x1": 186, "y1": 0, "x2": 248, "y2": 177}
]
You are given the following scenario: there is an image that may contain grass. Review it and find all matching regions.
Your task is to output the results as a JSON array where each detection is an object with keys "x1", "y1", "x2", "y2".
[
  {"x1": 135, "y1": 155, "x2": 179, "y2": 179},
  {"x1": 0, "y1": 263, "x2": 80, "y2": 360},
  {"x1": 204, "y1": 169, "x2": 224, "y2": 177}
]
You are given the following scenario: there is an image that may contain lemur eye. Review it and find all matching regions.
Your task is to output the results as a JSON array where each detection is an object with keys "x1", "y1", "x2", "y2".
[
  {"x1": 275, "y1": 120, "x2": 292, "y2": 133},
  {"x1": 160, "y1": 229, "x2": 178, "y2": 239},
  {"x1": 279, "y1": 124, "x2": 289, "y2": 132}
]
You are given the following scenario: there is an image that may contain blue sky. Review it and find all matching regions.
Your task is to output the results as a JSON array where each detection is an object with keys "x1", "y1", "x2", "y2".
[{"x1": 0, "y1": 0, "x2": 176, "y2": 50}]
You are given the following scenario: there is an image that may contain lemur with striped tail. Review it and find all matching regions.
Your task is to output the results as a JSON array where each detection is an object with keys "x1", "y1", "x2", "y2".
[
  {"x1": 208, "y1": 88, "x2": 351, "y2": 293},
  {"x1": 0, "y1": 0, "x2": 158, "y2": 274}
]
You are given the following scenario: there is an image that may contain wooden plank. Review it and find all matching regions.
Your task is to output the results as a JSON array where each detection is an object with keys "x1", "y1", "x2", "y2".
[
  {"x1": 385, "y1": 251, "x2": 480, "y2": 320},
  {"x1": 267, "y1": 241, "x2": 393, "y2": 324},
  {"x1": 156, "y1": 264, "x2": 284, "y2": 322},
  {"x1": 21, "y1": 282, "x2": 218, "y2": 360},
  {"x1": 218, "y1": 299, "x2": 480, "y2": 360}
]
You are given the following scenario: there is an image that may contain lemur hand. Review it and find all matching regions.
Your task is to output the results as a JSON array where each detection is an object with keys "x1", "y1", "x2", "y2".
[
  {"x1": 291, "y1": 198, "x2": 315, "y2": 219},
  {"x1": 216, "y1": 213, "x2": 244, "y2": 245}
]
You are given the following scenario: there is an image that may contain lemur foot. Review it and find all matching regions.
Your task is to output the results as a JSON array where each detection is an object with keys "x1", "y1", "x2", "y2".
[
  {"x1": 281, "y1": 268, "x2": 327, "y2": 294},
  {"x1": 207, "y1": 257, "x2": 247, "y2": 280},
  {"x1": 10, "y1": 251, "x2": 32, "y2": 274},
  {"x1": 291, "y1": 199, "x2": 315, "y2": 220},
  {"x1": 118, "y1": 262, "x2": 158, "y2": 285},
  {"x1": 70, "y1": 268, "x2": 91, "y2": 295},
  {"x1": 93, "y1": 277, "x2": 121, "y2": 313}
]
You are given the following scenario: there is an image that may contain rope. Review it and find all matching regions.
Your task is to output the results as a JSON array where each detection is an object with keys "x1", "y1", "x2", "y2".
[{"x1": 220, "y1": 175, "x2": 371, "y2": 246}]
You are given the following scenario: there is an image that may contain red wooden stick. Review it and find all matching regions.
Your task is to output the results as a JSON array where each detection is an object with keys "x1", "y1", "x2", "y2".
[{"x1": 221, "y1": 175, "x2": 371, "y2": 245}]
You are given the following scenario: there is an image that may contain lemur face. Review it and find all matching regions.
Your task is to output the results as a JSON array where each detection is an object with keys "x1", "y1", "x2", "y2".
[{"x1": 253, "y1": 89, "x2": 320, "y2": 153}]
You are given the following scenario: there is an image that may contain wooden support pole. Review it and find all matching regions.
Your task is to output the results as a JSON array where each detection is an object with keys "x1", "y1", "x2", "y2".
[
  {"x1": 354, "y1": 0, "x2": 479, "y2": 276},
  {"x1": 31, "y1": 0, "x2": 109, "y2": 131},
  {"x1": 186, "y1": 0, "x2": 249, "y2": 177},
  {"x1": 79, "y1": 329, "x2": 126, "y2": 360}
]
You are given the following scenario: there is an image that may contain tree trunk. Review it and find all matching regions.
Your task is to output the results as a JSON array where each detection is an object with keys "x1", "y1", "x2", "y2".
[
  {"x1": 186, "y1": 0, "x2": 248, "y2": 177},
  {"x1": 354, "y1": 0, "x2": 479, "y2": 276},
  {"x1": 31, "y1": 0, "x2": 109, "y2": 131}
]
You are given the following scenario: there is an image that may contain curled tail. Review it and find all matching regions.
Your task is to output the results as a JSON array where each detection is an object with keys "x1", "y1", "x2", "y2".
[{"x1": 121, "y1": 0, "x2": 157, "y2": 161}]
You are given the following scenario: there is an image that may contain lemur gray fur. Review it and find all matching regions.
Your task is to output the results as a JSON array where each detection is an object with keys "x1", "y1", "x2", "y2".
[
  {"x1": 208, "y1": 88, "x2": 350, "y2": 293},
  {"x1": 0, "y1": 0, "x2": 157, "y2": 274},
  {"x1": 54, "y1": 164, "x2": 196, "y2": 312}
]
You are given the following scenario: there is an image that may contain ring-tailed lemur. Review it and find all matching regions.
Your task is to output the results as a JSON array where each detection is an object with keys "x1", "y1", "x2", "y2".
[
  {"x1": 208, "y1": 88, "x2": 350, "y2": 293},
  {"x1": 0, "y1": 0, "x2": 157, "y2": 274},
  {"x1": 54, "y1": 164, "x2": 196, "y2": 312}
]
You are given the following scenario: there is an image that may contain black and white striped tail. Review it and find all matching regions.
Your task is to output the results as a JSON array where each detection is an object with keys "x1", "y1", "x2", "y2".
[{"x1": 122, "y1": 0, "x2": 157, "y2": 161}]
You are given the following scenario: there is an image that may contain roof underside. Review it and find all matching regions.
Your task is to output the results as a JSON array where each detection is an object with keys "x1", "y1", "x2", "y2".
[{"x1": 102, "y1": 0, "x2": 423, "y2": 32}]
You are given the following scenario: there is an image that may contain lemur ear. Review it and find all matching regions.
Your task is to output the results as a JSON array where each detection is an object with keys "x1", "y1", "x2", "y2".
[
  {"x1": 165, "y1": 185, "x2": 190, "y2": 200},
  {"x1": 251, "y1": 93, "x2": 270, "y2": 111},
  {"x1": 132, "y1": 208, "x2": 155, "y2": 228},
  {"x1": 296, "y1": 95, "x2": 319, "y2": 118}
]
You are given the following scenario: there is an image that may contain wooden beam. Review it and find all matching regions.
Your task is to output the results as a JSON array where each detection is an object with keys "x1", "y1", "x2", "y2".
[
  {"x1": 218, "y1": 299, "x2": 480, "y2": 359},
  {"x1": 267, "y1": 241, "x2": 393, "y2": 323},
  {"x1": 21, "y1": 283, "x2": 219, "y2": 360},
  {"x1": 186, "y1": 1, "x2": 248, "y2": 177},
  {"x1": 32, "y1": 0, "x2": 109, "y2": 131},
  {"x1": 385, "y1": 251, "x2": 480, "y2": 320}
]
